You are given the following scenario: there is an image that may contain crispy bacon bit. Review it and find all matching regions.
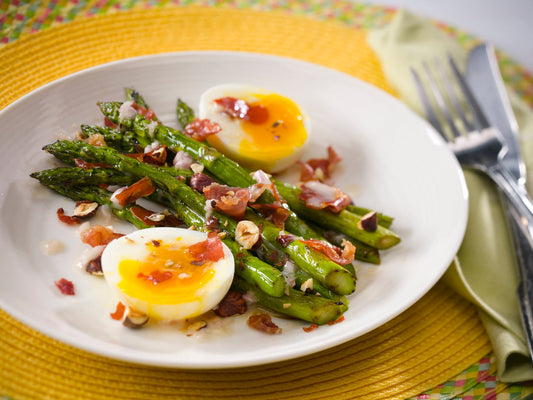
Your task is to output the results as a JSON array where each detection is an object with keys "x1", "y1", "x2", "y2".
[
  {"x1": 81, "y1": 225, "x2": 123, "y2": 247},
  {"x1": 215, "y1": 291, "x2": 247, "y2": 317},
  {"x1": 302, "y1": 323, "x2": 319, "y2": 333},
  {"x1": 358, "y1": 211, "x2": 378, "y2": 232},
  {"x1": 301, "y1": 238, "x2": 355, "y2": 265},
  {"x1": 247, "y1": 312, "x2": 282, "y2": 334},
  {"x1": 104, "y1": 117, "x2": 118, "y2": 129},
  {"x1": 86, "y1": 256, "x2": 103, "y2": 275},
  {"x1": 110, "y1": 302, "x2": 126, "y2": 320},
  {"x1": 205, "y1": 215, "x2": 220, "y2": 231},
  {"x1": 57, "y1": 208, "x2": 83, "y2": 225},
  {"x1": 267, "y1": 250, "x2": 288, "y2": 266},
  {"x1": 327, "y1": 316, "x2": 345, "y2": 325},
  {"x1": 203, "y1": 183, "x2": 251, "y2": 219},
  {"x1": 74, "y1": 158, "x2": 108, "y2": 169},
  {"x1": 299, "y1": 146, "x2": 342, "y2": 183},
  {"x1": 250, "y1": 203, "x2": 290, "y2": 228},
  {"x1": 130, "y1": 206, "x2": 184, "y2": 227},
  {"x1": 113, "y1": 177, "x2": 155, "y2": 206},
  {"x1": 137, "y1": 270, "x2": 173, "y2": 284},
  {"x1": 247, "y1": 183, "x2": 270, "y2": 203},
  {"x1": 184, "y1": 118, "x2": 222, "y2": 141},
  {"x1": 277, "y1": 233, "x2": 296, "y2": 248},
  {"x1": 298, "y1": 181, "x2": 350, "y2": 213},
  {"x1": 214, "y1": 97, "x2": 269, "y2": 124},
  {"x1": 190, "y1": 173, "x2": 216, "y2": 193},
  {"x1": 55, "y1": 278, "x2": 75, "y2": 295},
  {"x1": 131, "y1": 102, "x2": 156, "y2": 121},
  {"x1": 125, "y1": 146, "x2": 167, "y2": 166},
  {"x1": 188, "y1": 231, "x2": 225, "y2": 263},
  {"x1": 85, "y1": 133, "x2": 107, "y2": 147}
]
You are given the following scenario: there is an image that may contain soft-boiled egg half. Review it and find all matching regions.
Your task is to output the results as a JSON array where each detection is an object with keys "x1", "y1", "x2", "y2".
[
  {"x1": 101, "y1": 227, "x2": 234, "y2": 322},
  {"x1": 199, "y1": 84, "x2": 309, "y2": 173}
]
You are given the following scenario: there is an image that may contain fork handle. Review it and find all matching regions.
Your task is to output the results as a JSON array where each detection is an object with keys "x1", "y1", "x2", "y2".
[{"x1": 487, "y1": 164, "x2": 533, "y2": 238}]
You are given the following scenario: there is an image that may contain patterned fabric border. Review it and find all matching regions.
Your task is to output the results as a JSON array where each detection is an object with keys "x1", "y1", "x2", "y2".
[
  {"x1": 2, "y1": 1, "x2": 533, "y2": 399},
  {"x1": 1, "y1": 0, "x2": 532, "y2": 106}
]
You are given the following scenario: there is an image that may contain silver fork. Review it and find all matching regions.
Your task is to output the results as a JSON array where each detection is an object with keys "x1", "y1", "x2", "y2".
[
  {"x1": 411, "y1": 56, "x2": 533, "y2": 240},
  {"x1": 413, "y1": 56, "x2": 533, "y2": 363}
]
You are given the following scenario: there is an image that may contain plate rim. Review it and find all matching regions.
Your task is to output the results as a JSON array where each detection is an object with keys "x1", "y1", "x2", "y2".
[{"x1": 0, "y1": 50, "x2": 469, "y2": 368}]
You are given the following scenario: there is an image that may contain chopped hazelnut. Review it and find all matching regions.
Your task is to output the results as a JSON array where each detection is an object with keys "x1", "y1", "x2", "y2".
[
  {"x1": 72, "y1": 201, "x2": 99, "y2": 218},
  {"x1": 357, "y1": 211, "x2": 378, "y2": 232},
  {"x1": 190, "y1": 163, "x2": 204, "y2": 174},
  {"x1": 235, "y1": 220, "x2": 260, "y2": 250},
  {"x1": 187, "y1": 320, "x2": 207, "y2": 332},
  {"x1": 123, "y1": 309, "x2": 149, "y2": 329},
  {"x1": 146, "y1": 213, "x2": 165, "y2": 222},
  {"x1": 300, "y1": 278, "x2": 314, "y2": 293}
]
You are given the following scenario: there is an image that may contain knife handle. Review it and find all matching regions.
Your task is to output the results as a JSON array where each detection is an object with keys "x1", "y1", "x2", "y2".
[
  {"x1": 504, "y1": 199, "x2": 533, "y2": 361},
  {"x1": 488, "y1": 164, "x2": 533, "y2": 241}
]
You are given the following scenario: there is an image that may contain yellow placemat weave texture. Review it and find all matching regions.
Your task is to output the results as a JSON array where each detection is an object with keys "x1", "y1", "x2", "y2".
[{"x1": 0, "y1": 6, "x2": 491, "y2": 400}]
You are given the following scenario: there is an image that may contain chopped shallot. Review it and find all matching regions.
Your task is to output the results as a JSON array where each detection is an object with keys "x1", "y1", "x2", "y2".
[{"x1": 173, "y1": 150, "x2": 194, "y2": 170}]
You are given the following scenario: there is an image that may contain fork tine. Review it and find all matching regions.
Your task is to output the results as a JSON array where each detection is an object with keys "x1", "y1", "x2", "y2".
[
  {"x1": 422, "y1": 61, "x2": 462, "y2": 138},
  {"x1": 434, "y1": 58, "x2": 474, "y2": 132},
  {"x1": 448, "y1": 55, "x2": 491, "y2": 131},
  {"x1": 410, "y1": 66, "x2": 446, "y2": 138}
]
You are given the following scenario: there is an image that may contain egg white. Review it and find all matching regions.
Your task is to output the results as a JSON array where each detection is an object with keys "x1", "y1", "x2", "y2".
[
  {"x1": 199, "y1": 83, "x2": 309, "y2": 173},
  {"x1": 101, "y1": 227, "x2": 234, "y2": 322}
]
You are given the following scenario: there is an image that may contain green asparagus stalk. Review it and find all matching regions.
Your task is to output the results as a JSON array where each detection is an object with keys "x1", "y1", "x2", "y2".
[
  {"x1": 125, "y1": 88, "x2": 151, "y2": 110},
  {"x1": 148, "y1": 191, "x2": 287, "y2": 298},
  {"x1": 232, "y1": 276, "x2": 347, "y2": 325},
  {"x1": 97, "y1": 101, "x2": 399, "y2": 248},
  {"x1": 275, "y1": 182, "x2": 400, "y2": 250},
  {"x1": 79, "y1": 125, "x2": 140, "y2": 153},
  {"x1": 98, "y1": 101, "x2": 320, "y2": 239},
  {"x1": 31, "y1": 170, "x2": 286, "y2": 298},
  {"x1": 176, "y1": 98, "x2": 195, "y2": 128},
  {"x1": 32, "y1": 165, "x2": 348, "y2": 300},
  {"x1": 44, "y1": 140, "x2": 355, "y2": 295},
  {"x1": 346, "y1": 205, "x2": 393, "y2": 229},
  {"x1": 30, "y1": 167, "x2": 138, "y2": 188}
]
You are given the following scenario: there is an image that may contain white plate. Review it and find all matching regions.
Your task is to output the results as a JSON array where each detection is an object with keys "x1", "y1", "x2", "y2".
[{"x1": 0, "y1": 51, "x2": 467, "y2": 368}]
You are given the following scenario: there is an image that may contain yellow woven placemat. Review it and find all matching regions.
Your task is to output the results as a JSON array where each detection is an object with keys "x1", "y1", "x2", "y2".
[{"x1": 0, "y1": 6, "x2": 491, "y2": 400}]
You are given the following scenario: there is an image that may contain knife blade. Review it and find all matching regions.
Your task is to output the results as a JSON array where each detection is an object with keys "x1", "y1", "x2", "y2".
[
  {"x1": 466, "y1": 43, "x2": 533, "y2": 361},
  {"x1": 466, "y1": 43, "x2": 526, "y2": 185}
]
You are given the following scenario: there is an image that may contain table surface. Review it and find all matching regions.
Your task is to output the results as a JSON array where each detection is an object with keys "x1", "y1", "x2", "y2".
[
  {"x1": 363, "y1": 0, "x2": 533, "y2": 73},
  {"x1": 1, "y1": 2, "x2": 533, "y2": 399}
]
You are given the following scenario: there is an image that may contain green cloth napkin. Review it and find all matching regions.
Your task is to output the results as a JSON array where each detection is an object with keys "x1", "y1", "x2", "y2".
[{"x1": 367, "y1": 10, "x2": 533, "y2": 383}]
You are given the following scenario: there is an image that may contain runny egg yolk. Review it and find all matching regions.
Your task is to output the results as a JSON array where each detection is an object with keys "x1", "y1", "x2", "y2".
[
  {"x1": 101, "y1": 227, "x2": 234, "y2": 322},
  {"x1": 238, "y1": 94, "x2": 307, "y2": 157},
  {"x1": 117, "y1": 240, "x2": 215, "y2": 305},
  {"x1": 200, "y1": 84, "x2": 309, "y2": 173}
]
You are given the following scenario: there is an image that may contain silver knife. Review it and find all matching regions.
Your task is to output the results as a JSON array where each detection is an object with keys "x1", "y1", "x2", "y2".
[
  {"x1": 466, "y1": 43, "x2": 533, "y2": 361},
  {"x1": 466, "y1": 44, "x2": 526, "y2": 184}
]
